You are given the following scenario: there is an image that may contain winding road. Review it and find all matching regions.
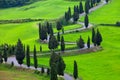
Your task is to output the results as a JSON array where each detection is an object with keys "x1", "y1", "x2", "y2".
[{"x1": 7, "y1": 1, "x2": 106, "y2": 80}]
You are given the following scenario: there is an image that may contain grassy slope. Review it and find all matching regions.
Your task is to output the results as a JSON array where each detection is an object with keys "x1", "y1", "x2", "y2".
[
  {"x1": 80, "y1": 0, "x2": 120, "y2": 24},
  {"x1": 0, "y1": 0, "x2": 79, "y2": 20},
  {"x1": 28, "y1": 0, "x2": 120, "y2": 80},
  {"x1": 0, "y1": 64, "x2": 49, "y2": 80},
  {"x1": 0, "y1": 22, "x2": 80, "y2": 51}
]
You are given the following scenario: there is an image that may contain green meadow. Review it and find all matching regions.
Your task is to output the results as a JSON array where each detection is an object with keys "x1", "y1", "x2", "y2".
[
  {"x1": 0, "y1": 0, "x2": 79, "y2": 20},
  {"x1": 0, "y1": 64, "x2": 50, "y2": 80},
  {"x1": 0, "y1": 22, "x2": 80, "y2": 51}
]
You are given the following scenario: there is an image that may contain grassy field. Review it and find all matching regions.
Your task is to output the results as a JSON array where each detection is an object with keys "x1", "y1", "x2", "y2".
[
  {"x1": 0, "y1": 0, "x2": 79, "y2": 20},
  {"x1": 80, "y1": 0, "x2": 120, "y2": 24},
  {"x1": 0, "y1": 22, "x2": 80, "y2": 51},
  {"x1": 0, "y1": 64, "x2": 50, "y2": 80}
]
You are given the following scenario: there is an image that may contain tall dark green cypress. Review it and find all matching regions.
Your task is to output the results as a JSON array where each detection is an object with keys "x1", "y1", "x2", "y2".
[
  {"x1": 41, "y1": 26, "x2": 47, "y2": 40},
  {"x1": 3, "y1": 45, "x2": 7, "y2": 62},
  {"x1": 49, "y1": 23, "x2": 54, "y2": 35},
  {"x1": 46, "y1": 22, "x2": 51, "y2": 35},
  {"x1": 77, "y1": 36, "x2": 85, "y2": 49},
  {"x1": 48, "y1": 35, "x2": 59, "y2": 51},
  {"x1": 61, "y1": 36, "x2": 65, "y2": 52},
  {"x1": 49, "y1": 52, "x2": 59, "y2": 67},
  {"x1": 56, "y1": 21, "x2": 62, "y2": 31},
  {"x1": 38, "y1": 23, "x2": 42, "y2": 40},
  {"x1": 95, "y1": 29, "x2": 102, "y2": 46},
  {"x1": 65, "y1": 12, "x2": 69, "y2": 22},
  {"x1": 73, "y1": 12, "x2": 79, "y2": 22},
  {"x1": 57, "y1": 55, "x2": 66, "y2": 76},
  {"x1": 68, "y1": 7, "x2": 71, "y2": 19},
  {"x1": 73, "y1": 60, "x2": 78, "y2": 79},
  {"x1": 84, "y1": 14, "x2": 89, "y2": 28},
  {"x1": 57, "y1": 32, "x2": 60, "y2": 42},
  {"x1": 50, "y1": 63, "x2": 58, "y2": 80},
  {"x1": 92, "y1": 28, "x2": 96, "y2": 46},
  {"x1": 41, "y1": 67, "x2": 45, "y2": 74},
  {"x1": 91, "y1": 0, "x2": 94, "y2": 8},
  {"x1": 85, "y1": 0, "x2": 89, "y2": 14},
  {"x1": 40, "y1": 45, "x2": 42, "y2": 52},
  {"x1": 106, "y1": 0, "x2": 109, "y2": 3},
  {"x1": 15, "y1": 39, "x2": 25, "y2": 65},
  {"x1": 33, "y1": 45, "x2": 38, "y2": 69},
  {"x1": 79, "y1": 0, "x2": 84, "y2": 14},
  {"x1": 87, "y1": 36, "x2": 90, "y2": 48},
  {"x1": 26, "y1": 45, "x2": 30, "y2": 68}
]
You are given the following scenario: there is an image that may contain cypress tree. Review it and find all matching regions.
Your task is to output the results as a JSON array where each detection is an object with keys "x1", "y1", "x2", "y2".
[
  {"x1": 84, "y1": 14, "x2": 89, "y2": 28},
  {"x1": 46, "y1": 22, "x2": 51, "y2": 35},
  {"x1": 65, "y1": 12, "x2": 69, "y2": 22},
  {"x1": 40, "y1": 45, "x2": 42, "y2": 52},
  {"x1": 49, "y1": 23, "x2": 54, "y2": 35},
  {"x1": 15, "y1": 39, "x2": 25, "y2": 65},
  {"x1": 49, "y1": 52, "x2": 59, "y2": 67},
  {"x1": 33, "y1": 45, "x2": 38, "y2": 69},
  {"x1": 41, "y1": 26, "x2": 47, "y2": 41},
  {"x1": 91, "y1": 0, "x2": 94, "y2": 8},
  {"x1": 87, "y1": 36, "x2": 90, "y2": 48},
  {"x1": 68, "y1": 7, "x2": 71, "y2": 19},
  {"x1": 0, "y1": 54, "x2": 3, "y2": 63},
  {"x1": 61, "y1": 36, "x2": 65, "y2": 52},
  {"x1": 48, "y1": 35, "x2": 59, "y2": 51},
  {"x1": 57, "y1": 32, "x2": 60, "y2": 42},
  {"x1": 97, "y1": 0, "x2": 101, "y2": 3},
  {"x1": 56, "y1": 21, "x2": 62, "y2": 31},
  {"x1": 79, "y1": 0, "x2": 84, "y2": 14},
  {"x1": 62, "y1": 28, "x2": 64, "y2": 34},
  {"x1": 76, "y1": 5, "x2": 79, "y2": 13},
  {"x1": 57, "y1": 55, "x2": 66, "y2": 76},
  {"x1": 106, "y1": 0, "x2": 109, "y2": 3},
  {"x1": 41, "y1": 67, "x2": 44, "y2": 74},
  {"x1": 38, "y1": 23, "x2": 42, "y2": 40},
  {"x1": 50, "y1": 63, "x2": 58, "y2": 80},
  {"x1": 73, "y1": 12, "x2": 79, "y2": 22},
  {"x1": 74, "y1": 5, "x2": 77, "y2": 13},
  {"x1": 92, "y1": 28, "x2": 96, "y2": 46},
  {"x1": 26, "y1": 45, "x2": 30, "y2": 68},
  {"x1": 85, "y1": 0, "x2": 89, "y2": 14},
  {"x1": 73, "y1": 60, "x2": 78, "y2": 79},
  {"x1": 93, "y1": 0, "x2": 96, "y2": 6},
  {"x1": 3, "y1": 45, "x2": 7, "y2": 62},
  {"x1": 47, "y1": 68, "x2": 50, "y2": 75},
  {"x1": 95, "y1": 29, "x2": 102, "y2": 46},
  {"x1": 77, "y1": 36, "x2": 85, "y2": 49}
]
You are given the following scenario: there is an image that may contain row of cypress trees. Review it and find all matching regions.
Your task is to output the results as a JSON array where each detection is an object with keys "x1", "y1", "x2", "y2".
[
  {"x1": 48, "y1": 35, "x2": 65, "y2": 52},
  {"x1": 64, "y1": 0, "x2": 102, "y2": 25},
  {"x1": 77, "y1": 28, "x2": 103, "y2": 49}
]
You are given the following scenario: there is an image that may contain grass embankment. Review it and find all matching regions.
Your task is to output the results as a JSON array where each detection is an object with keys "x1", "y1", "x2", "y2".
[{"x1": 0, "y1": 64, "x2": 49, "y2": 80}]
